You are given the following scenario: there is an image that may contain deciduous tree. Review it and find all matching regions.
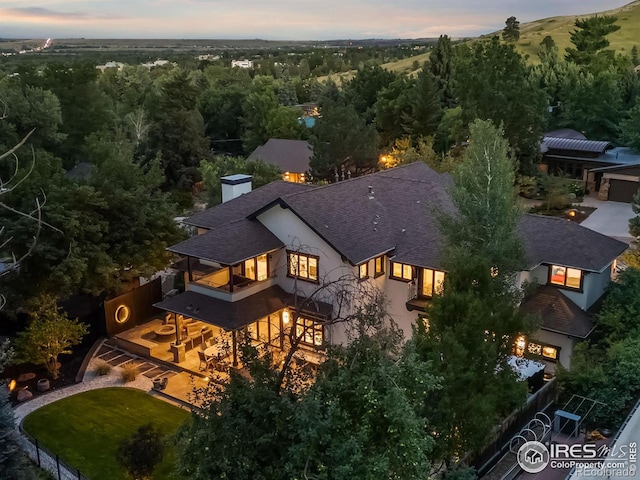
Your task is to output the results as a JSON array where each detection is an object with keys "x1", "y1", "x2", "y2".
[
  {"x1": 15, "y1": 295, "x2": 88, "y2": 379},
  {"x1": 288, "y1": 318, "x2": 438, "y2": 479},
  {"x1": 116, "y1": 423, "x2": 165, "y2": 480},
  {"x1": 415, "y1": 120, "x2": 530, "y2": 463}
]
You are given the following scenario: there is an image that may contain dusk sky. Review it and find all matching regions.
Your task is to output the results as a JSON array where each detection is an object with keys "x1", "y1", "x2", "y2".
[{"x1": 0, "y1": 1, "x2": 632, "y2": 40}]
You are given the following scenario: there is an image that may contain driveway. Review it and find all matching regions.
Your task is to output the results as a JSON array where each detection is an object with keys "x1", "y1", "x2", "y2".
[{"x1": 580, "y1": 200, "x2": 635, "y2": 242}]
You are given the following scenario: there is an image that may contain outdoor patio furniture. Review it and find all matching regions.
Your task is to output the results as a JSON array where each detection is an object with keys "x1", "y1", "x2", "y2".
[
  {"x1": 197, "y1": 350, "x2": 213, "y2": 371},
  {"x1": 153, "y1": 377, "x2": 169, "y2": 390}
]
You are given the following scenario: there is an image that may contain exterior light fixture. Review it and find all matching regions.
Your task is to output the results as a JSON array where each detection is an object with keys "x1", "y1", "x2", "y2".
[
  {"x1": 515, "y1": 336, "x2": 526, "y2": 357},
  {"x1": 282, "y1": 309, "x2": 290, "y2": 324},
  {"x1": 115, "y1": 305, "x2": 131, "y2": 324}
]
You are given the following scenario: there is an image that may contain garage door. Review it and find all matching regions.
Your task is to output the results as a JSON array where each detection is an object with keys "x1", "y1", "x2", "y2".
[{"x1": 609, "y1": 179, "x2": 639, "y2": 203}]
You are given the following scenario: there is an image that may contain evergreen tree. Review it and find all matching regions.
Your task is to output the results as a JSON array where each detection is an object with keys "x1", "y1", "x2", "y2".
[
  {"x1": 632, "y1": 45, "x2": 640, "y2": 66},
  {"x1": 565, "y1": 15, "x2": 620, "y2": 66},
  {"x1": 429, "y1": 34, "x2": 455, "y2": 107},
  {"x1": 0, "y1": 341, "x2": 32, "y2": 479},
  {"x1": 502, "y1": 16, "x2": 521, "y2": 42},
  {"x1": 144, "y1": 68, "x2": 210, "y2": 189},
  {"x1": 452, "y1": 37, "x2": 547, "y2": 164},
  {"x1": 310, "y1": 104, "x2": 378, "y2": 180}
]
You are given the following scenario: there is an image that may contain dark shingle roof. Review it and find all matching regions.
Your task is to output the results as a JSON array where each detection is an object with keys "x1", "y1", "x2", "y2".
[
  {"x1": 168, "y1": 219, "x2": 283, "y2": 264},
  {"x1": 252, "y1": 162, "x2": 454, "y2": 267},
  {"x1": 154, "y1": 285, "x2": 332, "y2": 330},
  {"x1": 185, "y1": 181, "x2": 314, "y2": 229},
  {"x1": 178, "y1": 162, "x2": 626, "y2": 274},
  {"x1": 519, "y1": 215, "x2": 628, "y2": 272},
  {"x1": 520, "y1": 285, "x2": 594, "y2": 338},
  {"x1": 247, "y1": 138, "x2": 313, "y2": 173}
]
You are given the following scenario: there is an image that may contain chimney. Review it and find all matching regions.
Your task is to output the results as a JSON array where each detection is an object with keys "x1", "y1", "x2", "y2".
[{"x1": 221, "y1": 174, "x2": 252, "y2": 203}]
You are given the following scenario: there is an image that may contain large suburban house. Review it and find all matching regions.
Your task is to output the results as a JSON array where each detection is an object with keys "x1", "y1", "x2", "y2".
[
  {"x1": 540, "y1": 129, "x2": 640, "y2": 203},
  {"x1": 154, "y1": 163, "x2": 626, "y2": 374},
  {"x1": 247, "y1": 138, "x2": 313, "y2": 183}
]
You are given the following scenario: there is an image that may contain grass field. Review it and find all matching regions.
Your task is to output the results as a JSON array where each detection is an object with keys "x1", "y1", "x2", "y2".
[
  {"x1": 22, "y1": 388, "x2": 190, "y2": 480},
  {"x1": 494, "y1": 0, "x2": 640, "y2": 61}
]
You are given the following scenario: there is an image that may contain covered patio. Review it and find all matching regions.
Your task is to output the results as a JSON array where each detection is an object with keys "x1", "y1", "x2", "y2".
[
  {"x1": 113, "y1": 284, "x2": 333, "y2": 379},
  {"x1": 154, "y1": 285, "x2": 293, "y2": 367}
]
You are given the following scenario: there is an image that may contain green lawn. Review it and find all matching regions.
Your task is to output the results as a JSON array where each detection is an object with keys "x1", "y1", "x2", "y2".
[{"x1": 22, "y1": 388, "x2": 190, "y2": 480}]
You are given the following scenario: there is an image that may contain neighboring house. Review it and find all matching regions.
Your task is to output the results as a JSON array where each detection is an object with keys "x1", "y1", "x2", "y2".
[
  {"x1": 155, "y1": 163, "x2": 626, "y2": 373},
  {"x1": 247, "y1": 138, "x2": 313, "y2": 183},
  {"x1": 231, "y1": 59, "x2": 254, "y2": 68},
  {"x1": 540, "y1": 129, "x2": 640, "y2": 202},
  {"x1": 588, "y1": 163, "x2": 640, "y2": 203},
  {"x1": 141, "y1": 59, "x2": 172, "y2": 69},
  {"x1": 95, "y1": 61, "x2": 124, "y2": 72}
]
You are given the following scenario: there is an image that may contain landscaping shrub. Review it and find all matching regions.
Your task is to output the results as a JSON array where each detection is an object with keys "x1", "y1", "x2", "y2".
[
  {"x1": 121, "y1": 363, "x2": 139, "y2": 383},
  {"x1": 116, "y1": 423, "x2": 164, "y2": 480},
  {"x1": 95, "y1": 361, "x2": 112, "y2": 376}
]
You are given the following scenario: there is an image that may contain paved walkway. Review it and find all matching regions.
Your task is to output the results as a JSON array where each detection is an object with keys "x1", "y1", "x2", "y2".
[{"x1": 580, "y1": 200, "x2": 635, "y2": 242}]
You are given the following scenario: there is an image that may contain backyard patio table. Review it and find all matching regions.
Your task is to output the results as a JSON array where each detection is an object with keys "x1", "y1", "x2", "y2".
[{"x1": 204, "y1": 345, "x2": 221, "y2": 360}]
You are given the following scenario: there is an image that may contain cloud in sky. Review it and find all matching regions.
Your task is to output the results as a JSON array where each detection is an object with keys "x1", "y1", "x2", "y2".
[{"x1": 0, "y1": 0, "x2": 632, "y2": 39}]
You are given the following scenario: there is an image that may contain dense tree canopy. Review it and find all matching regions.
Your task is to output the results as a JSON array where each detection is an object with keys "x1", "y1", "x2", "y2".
[
  {"x1": 310, "y1": 104, "x2": 378, "y2": 180},
  {"x1": 452, "y1": 37, "x2": 547, "y2": 165}
]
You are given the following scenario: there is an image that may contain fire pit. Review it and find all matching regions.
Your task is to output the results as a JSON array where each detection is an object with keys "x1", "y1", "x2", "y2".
[{"x1": 154, "y1": 324, "x2": 177, "y2": 342}]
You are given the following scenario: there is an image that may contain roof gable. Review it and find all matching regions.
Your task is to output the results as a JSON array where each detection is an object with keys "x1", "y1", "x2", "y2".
[
  {"x1": 185, "y1": 180, "x2": 314, "y2": 229},
  {"x1": 520, "y1": 285, "x2": 594, "y2": 338}
]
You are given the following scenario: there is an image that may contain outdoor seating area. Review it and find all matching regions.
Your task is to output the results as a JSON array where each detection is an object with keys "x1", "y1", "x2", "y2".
[{"x1": 113, "y1": 316, "x2": 234, "y2": 377}]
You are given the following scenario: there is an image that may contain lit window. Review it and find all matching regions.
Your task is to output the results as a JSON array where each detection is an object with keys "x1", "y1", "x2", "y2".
[
  {"x1": 550, "y1": 265, "x2": 582, "y2": 289},
  {"x1": 295, "y1": 317, "x2": 324, "y2": 347},
  {"x1": 374, "y1": 255, "x2": 385, "y2": 277},
  {"x1": 391, "y1": 262, "x2": 413, "y2": 281},
  {"x1": 516, "y1": 337, "x2": 560, "y2": 363},
  {"x1": 243, "y1": 254, "x2": 268, "y2": 281},
  {"x1": 244, "y1": 259, "x2": 256, "y2": 280},
  {"x1": 248, "y1": 315, "x2": 282, "y2": 348},
  {"x1": 420, "y1": 268, "x2": 445, "y2": 297},
  {"x1": 256, "y1": 254, "x2": 268, "y2": 281},
  {"x1": 287, "y1": 251, "x2": 319, "y2": 282},
  {"x1": 359, "y1": 262, "x2": 369, "y2": 279},
  {"x1": 527, "y1": 342, "x2": 542, "y2": 356},
  {"x1": 542, "y1": 346, "x2": 558, "y2": 360}
]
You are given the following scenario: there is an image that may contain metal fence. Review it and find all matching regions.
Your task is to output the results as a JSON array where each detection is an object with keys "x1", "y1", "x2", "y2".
[
  {"x1": 474, "y1": 378, "x2": 559, "y2": 477},
  {"x1": 19, "y1": 425, "x2": 91, "y2": 480}
]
